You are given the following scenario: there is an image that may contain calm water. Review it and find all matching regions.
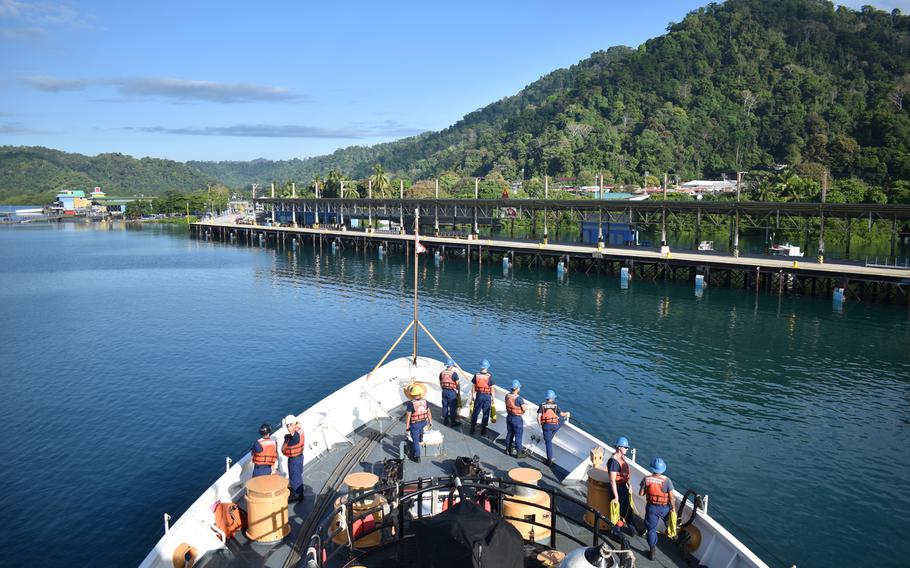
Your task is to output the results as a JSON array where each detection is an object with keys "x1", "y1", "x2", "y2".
[{"x1": 1, "y1": 223, "x2": 908, "y2": 567}]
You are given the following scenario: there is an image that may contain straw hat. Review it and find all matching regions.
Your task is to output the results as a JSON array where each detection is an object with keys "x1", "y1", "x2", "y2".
[{"x1": 404, "y1": 381, "x2": 427, "y2": 399}]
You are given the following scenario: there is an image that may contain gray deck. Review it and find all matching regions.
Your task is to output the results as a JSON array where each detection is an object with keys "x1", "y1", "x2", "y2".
[{"x1": 198, "y1": 404, "x2": 689, "y2": 568}]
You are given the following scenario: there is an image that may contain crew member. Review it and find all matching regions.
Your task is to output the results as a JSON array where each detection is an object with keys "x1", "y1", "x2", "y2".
[
  {"x1": 505, "y1": 380, "x2": 528, "y2": 457},
  {"x1": 251, "y1": 423, "x2": 277, "y2": 477},
  {"x1": 639, "y1": 457, "x2": 676, "y2": 561},
  {"x1": 439, "y1": 358, "x2": 460, "y2": 426},
  {"x1": 404, "y1": 384, "x2": 432, "y2": 462},
  {"x1": 282, "y1": 414, "x2": 305, "y2": 502},
  {"x1": 606, "y1": 436, "x2": 637, "y2": 536},
  {"x1": 537, "y1": 390, "x2": 570, "y2": 466},
  {"x1": 470, "y1": 359, "x2": 494, "y2": 435}
]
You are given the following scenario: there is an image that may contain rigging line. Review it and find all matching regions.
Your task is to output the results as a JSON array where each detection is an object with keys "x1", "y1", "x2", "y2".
[{"x1": 366, "y1": 320, "x2": 415, "y2": 381}]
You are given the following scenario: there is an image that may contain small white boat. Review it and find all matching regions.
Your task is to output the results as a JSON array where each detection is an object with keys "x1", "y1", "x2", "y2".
[
  {"x1": 698, "y1": 241, "x2": 714, "y2": 251},
  {"x1": 768, "y1": 243, "x2": 804, "y2": 257}
]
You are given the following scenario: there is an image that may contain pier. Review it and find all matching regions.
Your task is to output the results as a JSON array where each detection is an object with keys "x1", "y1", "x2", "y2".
[{"x1": 192, "y1": 216, "x2": 910, "y2": 305}]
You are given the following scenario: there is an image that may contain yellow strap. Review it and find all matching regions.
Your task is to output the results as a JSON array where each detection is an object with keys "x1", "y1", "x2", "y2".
[{"x1": 667, "y1": 509, "x2": 678, "y2": 538}]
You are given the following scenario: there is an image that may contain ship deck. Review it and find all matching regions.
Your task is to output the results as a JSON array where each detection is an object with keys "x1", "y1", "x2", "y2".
[{"x1": 197, "y1": 403, "x2": 690, "y2": 568}]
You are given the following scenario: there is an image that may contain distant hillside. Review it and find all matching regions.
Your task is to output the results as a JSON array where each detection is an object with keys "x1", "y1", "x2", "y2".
[
  {"x1": 0, "y1": 146, "x2": 215, "y2": 204},
  {"x1": 187, "y1": 46, "x2": 635, "y2": 185},
  {"x1": 5, "y1": 0, "x2": 910, "y2": 204},
  {"x1": 190, "y1": 0, "x2": 910, "y2": 200}
]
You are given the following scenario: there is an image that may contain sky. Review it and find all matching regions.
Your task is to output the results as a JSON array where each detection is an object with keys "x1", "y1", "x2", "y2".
[{"x1": 1, "y1": 0, "x2": 908, "y2": 162}]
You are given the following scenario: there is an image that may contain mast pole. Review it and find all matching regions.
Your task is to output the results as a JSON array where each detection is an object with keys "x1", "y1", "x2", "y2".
[{"x1": 413, "y1": 207, "x2": 420, "y2": 364}]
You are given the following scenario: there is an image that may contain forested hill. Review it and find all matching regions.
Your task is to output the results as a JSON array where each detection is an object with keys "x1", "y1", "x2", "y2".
[
  {"x1": 4, "y1": 0, "x2": 910, "y2": 204},
  {"x1": 191, "y1": 0, "x2": 910, "y2": 199},
  {"x1": 0, "y1": 146, "x2": 215, "y2": 204}
]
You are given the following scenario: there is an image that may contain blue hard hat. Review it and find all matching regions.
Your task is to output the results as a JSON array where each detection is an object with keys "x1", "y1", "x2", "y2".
[
  {"x1": 546, "y1": 389, "x2": 556, "y2": 400},
  {"x1": 650, "y1": 457, "x2": 667, "y2": 474},
  {"x1": 615, "y1": 436, "x2": 630, "y2": 448},
  {"x1": 446, "y1": 358, "x2": 455, "y2": 367},
  {"x1": 511, "y1": 380, "x2": 521, "y2": 389},
  {"x1": 480, "y1": 359, "x2": 490, "y2": 369}
]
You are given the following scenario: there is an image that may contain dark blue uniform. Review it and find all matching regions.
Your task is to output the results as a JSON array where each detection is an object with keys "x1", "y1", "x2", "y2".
[
  {"x1": 470, "y1": 373, "x2": 494, "y2": 431},
  {"x1": 607, "y1": 456, "x2": 637, "y2": 536},
  {"x1": 505, "y1": 393, "x2": 525, "y2": 454},
  {"x1": 406, "y1": 400, "x2": 428, "y2": 458},
  {"x1": 284, "y1": 432, "x2": 304, "y2": 498},
  {"x1": 251, "y1": 439, "x2": 275, "y2": 477},
  {"x1": 439, "y1": 369, "x2": 460, "y2": 424},
  {"x1": 640, "y1": 475, "x2": 675, "y2": 549},
  {"x1": 538, "y1": 402, "x2": 562, "y2": 461}
]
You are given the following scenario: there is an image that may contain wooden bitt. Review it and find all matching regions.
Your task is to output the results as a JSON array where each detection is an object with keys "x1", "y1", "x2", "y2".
[
  {"x1": 503, "y1": 467, "x2": 551, "y2": 541},
  {"x1": 331, "y1": 472, "x2": 386, "y2": 547},
  {"x1": 244, "y1": 474, "x2": 290, "y2": 542}
]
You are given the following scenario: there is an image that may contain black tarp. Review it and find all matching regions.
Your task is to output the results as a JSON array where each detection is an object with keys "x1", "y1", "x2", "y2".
[{"x1": 411, "y1": 500, "x2": 524, "y2": 568}]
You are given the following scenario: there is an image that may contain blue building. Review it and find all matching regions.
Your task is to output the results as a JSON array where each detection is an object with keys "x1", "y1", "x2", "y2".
[{"x1": 580, "y1": 211, "x2": 639, "y2": 246}]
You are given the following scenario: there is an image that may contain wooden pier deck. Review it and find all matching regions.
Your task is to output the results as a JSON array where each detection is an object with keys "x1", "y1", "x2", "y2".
[{"x1": 192, "y1": 221, "x2": 910, "y2": 304}]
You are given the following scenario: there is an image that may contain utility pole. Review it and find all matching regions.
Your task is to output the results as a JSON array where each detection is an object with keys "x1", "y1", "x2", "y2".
[
  {"x1": 250, "y1": 183, "x2": 258, "y2": 223},
  {"x1": 434, "y1": 178, "x2": 439, "y2": 236},
  {"x1": 270, "y1": 182, "x2": 275, "y2": 224},
  {"x1": 314, "y1": 181, "x2": 319, "y2": 226},
  {"x1": 291, "y1": 182, "x2": 297, "y2": 227},
  {"x1": 543, "y1": 176, "x2": 549, "y2": 244},
  {"x1": 340, "y1": 180, "x2": 345, "y2": 228},
  {"x1": 473, "y1": 178, "x2": 479, "y2": 237},
  {"x1": 661, "y1": 173, "x2": 668, "y2": 248},
  {"x1": 818, "y1": 168, "x2": 827, "y2": 264},
  {"x1": 733, "y1": 171, "x2": 744, "y2": 258},
  {"x1": 368, "y1": 179, "x2": 372, "y2": 231},
  {"x1": 399, "y1": 179, "x2": 404, "y2": 234},
  {"x1": 598, "y1": 174, "x2": 604, "y2": 247}
]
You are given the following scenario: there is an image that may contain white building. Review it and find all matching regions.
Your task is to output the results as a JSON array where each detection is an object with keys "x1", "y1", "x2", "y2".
[{"x1": 680, "y1": 180, "x2": 738, "y2": 193}]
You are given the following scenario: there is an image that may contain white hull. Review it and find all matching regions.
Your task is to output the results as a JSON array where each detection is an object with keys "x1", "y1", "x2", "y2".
[{"x1": 139, "y1": 356, "x2": 768, "y2": 568}]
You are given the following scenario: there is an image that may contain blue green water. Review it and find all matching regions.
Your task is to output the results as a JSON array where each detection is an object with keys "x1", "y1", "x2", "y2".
[{"x1": 0, "y1": 223, "x2": 908, "y2": 567}]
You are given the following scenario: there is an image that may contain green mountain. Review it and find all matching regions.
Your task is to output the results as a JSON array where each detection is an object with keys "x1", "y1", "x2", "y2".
[
  {"x1": 189, "y1": 0, "x2": 910, "y2": 200},
  {"x1": 3, "y1": 0, "x2": 909, "y2": 204},
  {"x1": 0, "y1": 146, "x2": 215, "y2": 204}
]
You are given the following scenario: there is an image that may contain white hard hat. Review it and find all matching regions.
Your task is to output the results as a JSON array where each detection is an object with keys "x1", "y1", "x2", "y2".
[{"x1": 284, "y1": 414, "x2": 300, "y2": 427}]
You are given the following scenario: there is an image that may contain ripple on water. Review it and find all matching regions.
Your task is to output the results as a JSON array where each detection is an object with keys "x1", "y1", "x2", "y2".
[{"x1": 0, "y1": 225, "x2": 908, "y2": 567}]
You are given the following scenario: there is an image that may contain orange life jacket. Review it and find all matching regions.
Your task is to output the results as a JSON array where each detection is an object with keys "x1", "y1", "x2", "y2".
[
  {"x1": 439, "y1": 369, "x2": 458, "y2": 390},
  {"x1": 643, "y1": 474, "x2": 670, "y2": 505},
  {"x1": 608, "y1": 457, "x2": 630, "y2": 485},
  {"x1": 282, "y1": 432, "x2": 304, "y2": 458},
  {"x1": 214, "y1": 501, "x2": 242, "y2": 541},
  {"x1": 474, "y1": 373, "x2": 492, "y2": 395},
  {"x1": 540, "y1": 402, "x2": 560, "y2": 424},
  {"x1": 409, "y1": 398, "x2": 429, "y2": 424},
  {"x1": 252, "y1": 438, "x2": 277, "y2": 466},
  {"x1": 505, "y1": 393, "x2": 525, "y2": 415}
]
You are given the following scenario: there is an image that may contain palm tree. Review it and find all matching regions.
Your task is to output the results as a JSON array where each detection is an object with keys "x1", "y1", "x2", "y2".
[
  {"x1": 310, "y1": 174, "x2": 323, "y2": 196},
  {"x1": 369, "y1": 164, "x2": 392, "y2": 197},
  {"x1": 325, "y1": 169, "x2": 344, "y2": 198},
  {"x1": 781, "y1": 175, "x2": 805, "y2": 202},
  {"x1": 280, "y1": 181, "x2": 296, "y2": 198}
]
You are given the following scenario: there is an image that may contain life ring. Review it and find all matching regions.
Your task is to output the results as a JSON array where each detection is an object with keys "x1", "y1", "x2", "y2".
[{"x1": 171, "y1": 542, "x2": 198, "y2": 568}]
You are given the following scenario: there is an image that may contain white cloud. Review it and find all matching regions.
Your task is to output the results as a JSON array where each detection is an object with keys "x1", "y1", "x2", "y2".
[
  {"x1": 127, "y1": 123, "x2": 425, "y2": 139},
  {"x1": 21, "y1": 75, "x2": 304, "y2": 103},
  {"x1": 0, "y1": 0, "x2": 82, "y2": 41}
]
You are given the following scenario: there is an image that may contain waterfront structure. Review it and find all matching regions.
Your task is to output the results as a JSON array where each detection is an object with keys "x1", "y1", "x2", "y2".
[
  {"x1": 56, "y1": 190, "x2": 89, "y2": 214},
  {"x1": 192, "y1": 218, "x2": 910, "y2": 305}
]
